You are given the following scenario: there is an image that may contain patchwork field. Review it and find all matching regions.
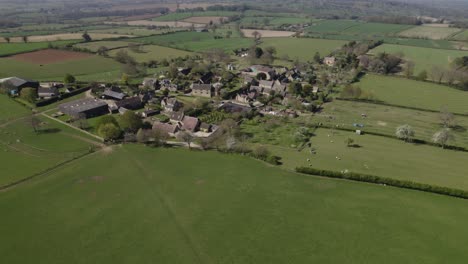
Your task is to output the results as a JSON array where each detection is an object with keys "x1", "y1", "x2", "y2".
[
  {"x1": 451, "y1": 30, "x2": 468, "y2": 41},
  {"x1": 11, "y1": 49, "x2": 91, "y2": 64},
  {"x1": 153, "y1": 11, "x2": 239, "y2": 21},
  {"x1": 182, "y1": 16, "x2": 227, "y2": 24},
  {"x1": 74, "y1": 40, "x2": 132, "y2": 52},
  {"x1": 2, "y1": 145, "x2": 468, "y2": 263},
  {"x1": 0, "y1": 50, "x2": 121, "y2": 80},
  {"x1": 369, "y1": 44, "x2": 468, "y2": 74},
  {"x1": 315, "y1": 100, "x2": 468, "y2": 148},
  {"x1": 109, "y1": 45, "x2": 193, "y2": 62},
  {"x1": 108, "y1": 20, "x2": 204, "y2": 28},
  {"x1": 240, "y1": 16, "x2": 311, "y2": 26},
  {"x1": 0, "y1": 40, "x2": 77, "y2": 56},
  {"x1": 260, "y1": 37, "x2": 347, "y2": 60},
  {"x1": 130, "y1": 31, "x2": 253, "y2": 52},
  {"x1": 88, "y1": 26, "x2": 166, "y2": 37},
  {"x1": 0, "y1": 33, "x2": 133, "y2": 43},
  {"x1": 307, "y1": 20, "x2": 363, "y2": 33},
  {"x1": 358, "y1": 74, "x2": 468, "y2": 114},
  {"x1": 343, "y1": 22, "x2": 412, "y2": 36},
  {"x1": 398, "y1": 25, "x2": 462, "y2": 40},
  {"x1": 242, "y1": 29, "x2": 296, "y2": 38}
]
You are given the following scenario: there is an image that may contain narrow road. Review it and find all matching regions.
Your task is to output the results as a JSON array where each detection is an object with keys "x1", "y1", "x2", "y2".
[{"x1": 40, "y1": 112, "x2": 104, "y2": 142}]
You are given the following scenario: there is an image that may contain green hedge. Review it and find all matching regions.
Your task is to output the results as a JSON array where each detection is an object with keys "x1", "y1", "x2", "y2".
[{"x1": 296, "y1": 167, "x2": 468, "y2": 199}]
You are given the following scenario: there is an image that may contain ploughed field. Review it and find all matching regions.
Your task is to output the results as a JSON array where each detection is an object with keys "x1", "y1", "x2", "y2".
[{"x1": 1, "y1": 145, "x2": 468, "y2": 263}]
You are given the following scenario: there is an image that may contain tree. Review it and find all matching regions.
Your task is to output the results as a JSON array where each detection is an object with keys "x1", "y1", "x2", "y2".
[
  {"x1": 404, "y1": 60, "x2": 415, "y2": 78},
  {"x1": 136, "y1": 128, "x2": 148, "y2": 143},
  {"x1": 251, "y1": 30, "x2": 261, "y2": 40},
  {"x1": 120, "y1": 110, "x2": 143, "y2": 133},
  {"x1": 225, "y1": 136, "x2": 237, "y2": 150},
  {"x1": 417, "y1": 70, "x2": 428, "y2": 81},
  {"x1": 313, "y1": 52, "x2": 321, "y2": 64},
  {"x1": 64, "y1": 74, "x2": 76, "y2": 85},
  {"x1": 4, "y1": 37, "x2": 10, "y2": 43},
  {"x1": 121, "y1": 73, "x2": 129, "y2": 85},
  {"x1": 294, "y1": 127, "x2": 311, "y2": 144},
  {"x1": 252, "y1": 145, "x2": 270, "y2": 160},
  {"x1": 440, "y1": 107, "x2": 455, "y2": 128},
  {"x1": 20, "y1": 88, "x2": 37, "y2": 103},
  {"x1": 96, "y1": 115, "x2": 119, "y2": 130},
  {"x1": 82, "y1": 32, "x2": 92, "y2": 42},
  {"x1": 430, "y1": 66, "x2": 445, "y2": 84},
  {"x1": 98, "y1": 123, "x2": 121, "y2": 141},
  {"x1": 26, "y1": 114, "x2": 41, "y2": 133},
  {"x1": 177, "y1": 131, "x2": 194, "y2": 149},
  {"x1": 22, "y1": 36, "x2": 28, "y2": 43},
  {"x1": 97, "y1": 46, "x2": 109, "y2": 57},
  {"x1": 220, "y1": 118, "x2": 239, "y2": 136},
  {"x1": 432, "y1": 129, "x2": 453, "y2": 148},
  {"x1": 395, "y1": 124, "x2": 415, "y2": 142},
  {"x1": 345, "y1": 137, "x2": 354, "y2": 147}
]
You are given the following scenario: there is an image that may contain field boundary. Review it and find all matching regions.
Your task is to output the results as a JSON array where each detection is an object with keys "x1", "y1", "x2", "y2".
[{"x1": 296, "y1": 167, "x2": 468, "y2": 199}]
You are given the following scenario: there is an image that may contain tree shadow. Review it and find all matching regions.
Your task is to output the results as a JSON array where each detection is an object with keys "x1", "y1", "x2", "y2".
[
  {"x1": 37, "y1": 128, "x2": 61, "y2": 134},
  {"x1": 452, "y1": 125, "x2": 466, "y2": 133}
]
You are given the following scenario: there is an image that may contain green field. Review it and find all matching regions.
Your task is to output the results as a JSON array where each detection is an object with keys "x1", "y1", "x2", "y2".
[
  {"x1": 343, "y1": 22, "x2": 413, "y2": 36},
  {"x1": 0, "y1": 40, "x2": 78, "y2": 56},
  {"x1": 0, "y1": 115, "x2": 97, "y2": 187},
  {"x1": 315, "y1": 100, "x2": 468, "y2": 148},
  {"x1": 369, "y1": 44, "x2": 468, "y2": 74},
  {"x1": 74, "y1": 41, "x2": 132, "y2": 52},
  {"x1": 399, "y1": 25, "x2": 462, "y2": 40},
  {"x1": 88, "y1": 26, "x2": 171, "y2": 37},
  {"x1": 0, "y1": 95, "x2": 31, "y2": 122},
  {"x1": 130, "y1": 31, "x2": 253, "y2": 52},
  {"x1": 240, "y1": 16, "x2": 311, "y2": 26},
  {"x1": 260, "y1": 37, "x2": 347, "y2": 60},
  {"x1": 154, "y1": 11, "x2": 240, "y2": 21},
  {"x1": 307, "y1": 20, "x2": 363, "y2": 33},
  {"x1": 109, "y1": 45, "x2": 193, "y2": 62},
  {"x1": 451, "y1": 29, "x2": 468, "y2": 41},
  {"x1": 0, "y1": 55, "x2": 121, "y2": 81},
  {"x1": 2, "y1": 144, "x2": 468, "y2": 263},
  {"x1": 358, "y1": 74, "x2": 468, "y2": 114}
]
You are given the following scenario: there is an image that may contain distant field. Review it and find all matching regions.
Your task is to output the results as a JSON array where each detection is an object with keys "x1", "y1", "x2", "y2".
[
  {"x1": 242, "y1": 29, "x2": 296, "y2": 38},
  {"x1": 240, "y1": 16, "x2": 311, "y2": 26},
  {"x1": 12, "y1": 49, "x2": 91, "y2": 64},
  {"x1": 130, "y1": 31, "x2": 253, "y2": 52},
  {"x1": 260, "y1": 38, "x2": 347, "y2": 60},
  {"x1": 0, "y1": 40, "x2": 77, "y2": 56},
  {"x1": 109, "y1": 45, "x2": 193, "y2": 62},
  {"x1": 451, "y1": 30, "x2": 468, "y2": 41},
  {"x1": 88, "y1": 26, "x2": 166, "y2": 37},
  {"x1": 108, "y1": 20, "x2": 203, "y2": 28},
  {"x1": 0, "y1": 33, "x2": 132, "y2": 43},
  {"x1": 369, "y1": 44, "x2": 468, "y2": 74},
  {"x1": 358, "y1": 74, "x2": 468, "y2": 114},
  {"x1": 0, "y1": 115, "x2": 97, "y2": 186},
  {"x1": 153, "y1": 11, "x2": 239, "y2": 21},
  {"x1": 307, "y1": 20, "x2": 363, "y2": 33},
  {"x1": 182, "y1": 16, "x2": 227, "y2": 24},
  {"x1": 399, "y1": 25, "x2": 462, "y2": 40},
  {"x1": 343, "y1": 22, "x2": 412, "y2": 36},
  {"x1": 0, "y1": 51, "x2": 121, "y2": 80},
  {"x1": 2, "y1": 145, "x2": 468, "y2": 263},
  {"x1": 267, "y1": 128, "x2": 468, "y2": 190},
  {"x1": 315, "y1": 100, "x2": 468, "y2": 148},
  {"x1": 74, "y1": 41, "x2": 132, "y2": 52}
]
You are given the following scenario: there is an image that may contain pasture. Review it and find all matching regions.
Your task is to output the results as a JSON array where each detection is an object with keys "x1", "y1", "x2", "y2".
[
  {"x1": 266, "y1": 128, "x2": 468, "y2": 190},
  {"x1": 451, "y1": 30, "x2": 468, "y2": 41},
  {"x1": 315, "y1": 100, "x2": 468, "y2": 148},
  {"x1": 0, "y1": 40, "x2": 77, "y2": 56},
  {"x1": 0, "y1": 95, "x2": 31, "y2": 122},
  {"x1": 342, "y1": 22, "x2": 412, "y2": 36},
  {"x1": 0, "y1": 33, "x2": 133, "y2": 43},
  {"x1": 1, "y1": 144, "x2": 468, "y2": 263},
  {"x1": 182, "y1": 16, "x2": 227, "y2": 24},
  {"x1": 241, "y1": 29, "x2": 296, "y2": 38},
  {"x1": 0, "y1": 115, "x2": 98, "y2": 187},
  {"x1": 0, "y1": 50, "x2": 121, "y2": 81},
  {"x1": 260, "y1": 38, "x2": 347, "y2": 61},
  {"x1": 358, "y1": 74, "x2": 468, "y2": 114},
  {"x1": 153, "y1": 11, "x2": 239, "y2": 21},
  {"x1": 398, "y1": 25, "x2": 462, "y2": 40},
  {"x1": 109, "y1": 45, "x2": 193, "y2": 62},
  {"x1": 110, "y1": 20, "x2": 203, "y2": 28},
  {"x1": 88, "y1": 26, "x2": 165, "y2": 37},
  {"x1": 74, "y1": 41, "x2": 132, "y2": 52},
  {"x1": 369, "y1": 44, "x2": 468, "y2": 74},
  {"x1": 306, "y1": 20, "x2": 363, "y2": 33}
]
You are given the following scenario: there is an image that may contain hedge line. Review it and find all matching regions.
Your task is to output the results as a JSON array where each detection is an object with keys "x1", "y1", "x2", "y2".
[
  {"x1": 316, "y1": 123, "x2": 468, "y2": 153},
  {"x1": 335, "y1": 97, "x2": 468, "y2": 117},
  {"x1": 296, "y1": 167, "x2": 468, "y2": 199}
]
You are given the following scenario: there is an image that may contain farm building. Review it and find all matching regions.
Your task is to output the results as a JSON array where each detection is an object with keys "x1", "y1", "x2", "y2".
[
  {"x1": 142, "y1": 78, "x2": 158, "y2": 89},
  {"x1": 170, "y1": 111, "x2": 185, "y2": 123},
  {"x1": 115, "y1": 97, "x2": 143, "y2": 110},
  {"x1": 102, "y1": 89, "x2": 126, "y2": 100},
  {"x1": 37, "y1": 87, "x2": 59, "y2": 99},
  {"x1": 324, "y1": 56, "x2": 336, "y2": 66},
  {"x1": 182, "y1": 116, "x2": 200, "y2": 132},
  {"x1": 152, "y1": 122, "x2": 180, "y2": 137},
  {"x1": 161, "y1": 97, "x2": 182, "y2": 112},
  {"x1": 58, "y1": 98, "x2": 108, "y2": 118},
  {"x1": 191, "y1": 83, "x2": 213, "y2": 98},
  {"x1": 0, "y1": 77, "x2": 39, "y2": 94}
]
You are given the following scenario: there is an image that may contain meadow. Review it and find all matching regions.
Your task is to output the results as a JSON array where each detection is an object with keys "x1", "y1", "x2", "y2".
[
  {"x1": 109, "y1": 45, "x2": 193, "y2": 62},
  {"x1": 306, "y1": 20, "x2": 363, "y2": 33},
  {"x1": 0, "y1": 54, "x2": 121, "y2": 81},
  {"x1": 399, "y1": 25, "x2": 462, "y2": 40},
  {"x1": 240, "y1": 16, "x2": 311, "y2": 26},
  {"x1": 358, "y1": 74, "x2": 468, "y2": 114},
  {"x1": 1, "y1": 144, "x2": 468, "y2": 263},
  {"x1": 315, "y1": 100, "x2": 468, "y2": 148},
  {"x1": 369, "y1": 44, "x2": 468, "y2": 74},
  {"x1": 342, "y1": 22, "x2": 413, "y2": 36},
  {"x1": 0, "y1": 95, "x2": 31, "y2": 122},
  {"x1": 88, "y1": 26, "x2": 166, "y2": 37},
  {"x1": 260, "y1": 37, "x2": 347, "y2": 61},
  {"x1": 74, "y1": 41, "x2": 132, "y2": 52},
  {"x1": 153, "y1": 11, "x2": 239, "y2": 21},
  {"x1": 0, "y1": 40, "x2": 78, "y2": 56},
  {"x1": 451, "y1": 29, "x2": 468, "y2": 41}
]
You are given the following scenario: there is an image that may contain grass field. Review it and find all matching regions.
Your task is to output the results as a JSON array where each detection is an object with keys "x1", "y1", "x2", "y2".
[
  {"x1": 0, "y1": 95, "x2": 31, "y2": 122},
  {"x1": 369, "y1": 44, "x2": 468, "y2": 74},
  {"x1": 74, "y1": 41, "x2": 133, "y2": 52},
  {"x1": 88, "y1": 26, "x2": 166, "y2": 37},
  {"x1": 130, "y1": 31, "x2": 253, "y2": 52},
  {"x1": 307, "y1": 20, "x2": 363, "y2": 33},
  {"x1": 0, "y1": 115, "x2": 97, "y2": 186},
  {"x1": 1, "y1": 144, "x2": 468, "y2": 263},
  {"x1": 343, "y1": 22, "x2": 412, "y2": 36},
  {"x1": 265, "y1": 128, "x2": 468, "y2": 190},
  {"x1": 260, "y1": 37, "x2": 347, "y2": 60},
  {"x1": 242, "y1": 29, "x2": 296, "y2": 38},
  {"x1": 0, "y1": 54, "x2": 121, "y2": 81},
  {"x1": 0, "y1": 40, "x2": 78, "y2": 56},
  {"x1": 0, "y1": 33, "x2": 132, "y2": 43},
  {"x1": 358, "y1": 74, "x2": 468, "y2": 114},
  {"x1": 315, "y1": 100, "x2": 468, "y2": 148},
  {"x1": 399, "y1": 25, "x2": 462, "y2": 40},
  {"x1": 109, "y1": 45, "x2": 193, "y2": 62},
  {"x1": 451, "y1": 30, "x2": 468, "y2": 41},
  {"x1": 153, "y1": 11, "x2": 239, "y2": 21},
  {"x1": 240, "y1": 16, "x2": 311, "y2": 26}
]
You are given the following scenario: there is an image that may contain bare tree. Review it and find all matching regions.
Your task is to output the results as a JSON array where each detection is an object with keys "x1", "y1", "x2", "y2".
[
  {"x1": 430, "y1": 66, "x2": 445, "y2": 84},
  {"x1": 396, "y1": 124, "x2": 415, "y2": 142},
  {"x1": 251, "y1": 30, "x2": 262, "y2": 41},
  {"x1": 177, "y1": 131, "x2": 194, "y2": 149},
  {"x1": 440, "y1": 107, "x2": 455, "y2": 128},
  {"x1": 403, "y1": 60, "x2": 415, "y2": 78},
  {"x1": 432, "y1": 129, "x2": 453, "y2": 148}
]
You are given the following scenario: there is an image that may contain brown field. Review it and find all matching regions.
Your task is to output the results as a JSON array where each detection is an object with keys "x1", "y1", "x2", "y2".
[
  {"x1": 241, "y1": 29, "x2": 296, "y2": 38},
  {"x1": 106, "y1": 20, "x2": 204, "y2": 28},
  {"x1": 0, "y1": 33, "x2": 133, "y2": 43},
  {"x1": 11, "y1": 49, "x2": 92, "y2": 64},
  {"x1": 182, "y1": 16, "x2": 228, "y2": 24},
  {"x1": 110, "y1": 3, "x2": 231, "y2": 12}
]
